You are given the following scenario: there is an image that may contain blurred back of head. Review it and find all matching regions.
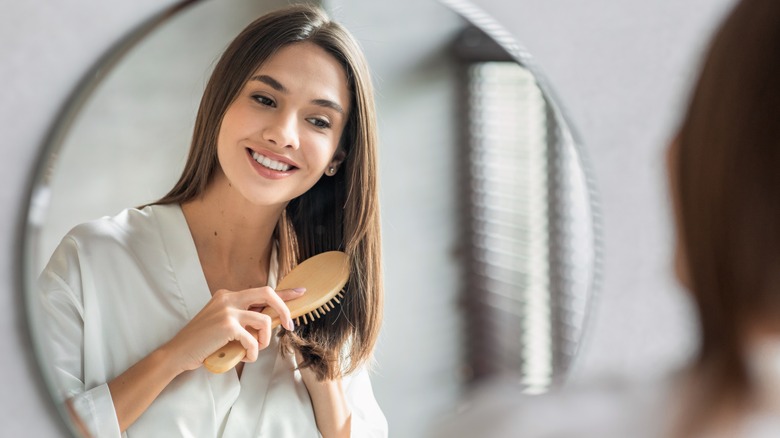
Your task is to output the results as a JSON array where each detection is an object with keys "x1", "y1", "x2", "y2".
[{"x1": 674, "y1": 0, "x2": 780, "y2": 434}]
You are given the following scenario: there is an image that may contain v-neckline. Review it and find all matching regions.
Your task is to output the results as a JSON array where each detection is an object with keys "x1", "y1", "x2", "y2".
[
  {"x1": 149, "y1": 204, "x2": 319, "y2": 436},
  {"x1": 153, "y1": 203, "x2": 280, "y2": 384}
]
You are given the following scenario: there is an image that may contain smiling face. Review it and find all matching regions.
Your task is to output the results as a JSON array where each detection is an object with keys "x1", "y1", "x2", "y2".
[{"x1": 214, "y1": 42, "x2": 350, "y2": 208}]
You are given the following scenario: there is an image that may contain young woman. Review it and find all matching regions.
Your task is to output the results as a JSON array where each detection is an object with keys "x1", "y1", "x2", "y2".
[{"x1": 38, "y1": 5, "x2": 386, "y2": 437}]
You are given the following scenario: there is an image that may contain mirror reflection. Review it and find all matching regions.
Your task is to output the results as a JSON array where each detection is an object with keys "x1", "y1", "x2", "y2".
[{"x1": 24, "y1": 0, "x2": 598, "y2": 437}]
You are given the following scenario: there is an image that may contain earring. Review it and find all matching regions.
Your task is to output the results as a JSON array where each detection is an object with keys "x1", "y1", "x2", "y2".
[{"x1": 327, "y1": 166, "x2": 337, "y2": 176}]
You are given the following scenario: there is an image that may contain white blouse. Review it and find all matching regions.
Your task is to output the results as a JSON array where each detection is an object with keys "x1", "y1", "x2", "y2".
[{"x1": 37, "y1": 204, "x2": 388, "y2": 437}]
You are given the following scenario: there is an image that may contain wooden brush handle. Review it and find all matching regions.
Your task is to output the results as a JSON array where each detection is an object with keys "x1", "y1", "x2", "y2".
[
  {"x1": 202, "y1": 341, "x2": 249, "y2": 374},
  {"x1": 202, "y1": 319, "x2": 280, "y2": 374}
]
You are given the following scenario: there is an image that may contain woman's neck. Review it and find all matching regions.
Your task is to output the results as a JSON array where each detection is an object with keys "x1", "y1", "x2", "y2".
[{"x1": 180, "y1": 172, "x2": 286, "y2": 291}]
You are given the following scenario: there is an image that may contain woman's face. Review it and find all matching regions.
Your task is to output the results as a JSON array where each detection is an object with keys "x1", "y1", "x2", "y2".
[{"x1": 216, "y1": 41, "x2": 350, "y2": 207}]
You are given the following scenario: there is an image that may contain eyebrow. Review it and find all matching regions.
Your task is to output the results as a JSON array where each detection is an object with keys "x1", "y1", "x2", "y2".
[
  {"x1": 312, "y1": 98, "x2": 344, "y2": 115},
  {"x1": 251, "y1": 74, "x2": 287, "y2": 93},
  {"x1": 250, "y1": 74, "x2": 345, "y2": 114}
]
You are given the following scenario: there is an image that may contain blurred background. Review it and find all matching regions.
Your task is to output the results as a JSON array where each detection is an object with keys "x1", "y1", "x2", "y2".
[{"x1": 0, "y1": 0, "x2": 735, "y2": 436}]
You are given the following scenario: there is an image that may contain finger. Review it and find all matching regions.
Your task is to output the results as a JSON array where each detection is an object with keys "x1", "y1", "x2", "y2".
[
  {"x1": 239, "y1": 310, "x2": 272, "y2": 333},
  {"x1": 239, "y1": 311, "x2": 273, "y2": 351},
  {"x1": 261, "y1": 289, "x2": 295, "y2": 331},
  {"x1": 257, "y1": 323, "x2": 272, "y2": 350},
  {"x1": 239, "y1": 287, "x2": 294, "y2": 331},
  {"x1": 246, "y1": 287, "x2": 304, "y2": 312},
  {"x1": 235, "y1": 326, "x2": 259, "y2": 362},
  {"x1": 234, "y1": 286, "x2": 277, "y2": 308},
  {"x1": 276, "y1": 287, "x2": 306, "y2": 302}
]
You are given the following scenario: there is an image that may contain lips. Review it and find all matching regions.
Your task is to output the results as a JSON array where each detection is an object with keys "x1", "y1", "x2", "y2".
[
  {"x1": 245, "y1": 148, "x2": 298, "y2": 179},
  {"x1": 251, "y1": 151, "x2": 294, "y2": 171}
]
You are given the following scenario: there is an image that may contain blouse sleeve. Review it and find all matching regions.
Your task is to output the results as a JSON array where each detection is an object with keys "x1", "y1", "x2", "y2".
[
  {"x1": 342, "y1": 366, "x2": 388, "y2": 437},
  {"x1": 36, "y1": 236, "x2": 122, "y2": 438}
]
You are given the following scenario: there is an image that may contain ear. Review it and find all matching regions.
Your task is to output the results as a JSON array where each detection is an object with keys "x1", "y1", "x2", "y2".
[{"x1": 325, "y1": 149, "x2": 347, "y2": 176}]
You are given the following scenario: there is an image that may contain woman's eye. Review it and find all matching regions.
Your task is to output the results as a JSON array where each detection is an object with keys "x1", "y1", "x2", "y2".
[
  {"x1": 252, "y1": 95, "x2": 275, "y2": 107},
  {"x1": 307, "y1": 118, "x2": 331, "y2": 129}
]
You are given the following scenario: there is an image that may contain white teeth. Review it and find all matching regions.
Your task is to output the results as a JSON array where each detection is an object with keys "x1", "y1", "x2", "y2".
[{"x1": 251, "y1": 151, "x2": 292, "y2": 172}]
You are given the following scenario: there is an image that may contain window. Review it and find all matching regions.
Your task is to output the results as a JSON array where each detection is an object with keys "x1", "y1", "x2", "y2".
[{"x1": 457, "y1": 27, "x2": 594, "y2": 393}]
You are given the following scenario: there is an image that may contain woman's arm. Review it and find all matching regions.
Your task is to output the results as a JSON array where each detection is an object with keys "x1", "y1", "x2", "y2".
[
  {"x1": 40, "y1": 251, "x2": 301, "y2": 435},
  {"x1": 298, "y1": 354, "x2": 388, "y2": 438},
  {"x1": 106, "y1": 286, "x2": 301, "y2": 432},
  {"x1": 297, "y1": 356, "x2": 352, "y2": 438},
  {"x1": 106, "y1": 347, "x2": 180, "y2": 432}
]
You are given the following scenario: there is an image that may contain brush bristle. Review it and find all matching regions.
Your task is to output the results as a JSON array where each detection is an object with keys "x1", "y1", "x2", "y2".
[{"x1": 293, "y1": 290, "x2": 346, "y2": 326}]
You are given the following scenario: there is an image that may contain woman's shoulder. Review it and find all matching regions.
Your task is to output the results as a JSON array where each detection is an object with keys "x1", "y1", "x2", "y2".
[
  {"x1": 47, "y1": 204, "x2": 183, "y2": 272},
  {"x1": 41, "y1": 203, "x2": 183, "y2": 285},
  {"x1": 64, "y1": 204, "x2": 178, "y2": 248}
]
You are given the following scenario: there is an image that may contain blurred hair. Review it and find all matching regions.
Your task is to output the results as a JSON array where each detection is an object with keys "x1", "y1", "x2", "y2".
[
  {"x1": 673, "y1": 0, "x2": 780, "y2": 433},
  {"x1": 154, "y1": 4, "x2": 382, "y2": 380}
]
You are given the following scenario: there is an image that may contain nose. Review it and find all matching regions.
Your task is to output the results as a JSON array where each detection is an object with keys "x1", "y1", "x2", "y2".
[{"x1": 261, "y1": 111, "x2": 300, "y2": 150}]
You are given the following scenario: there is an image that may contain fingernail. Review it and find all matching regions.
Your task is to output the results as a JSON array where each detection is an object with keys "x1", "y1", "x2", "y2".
[
  {"x1": 287, "y1": 318, "x2": 295, "y2": 330},
  {"x1": 293, "y1": 287, "x2": 306, "y2": 293}
]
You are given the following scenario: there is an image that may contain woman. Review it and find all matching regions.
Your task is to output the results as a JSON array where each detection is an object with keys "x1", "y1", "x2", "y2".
[
  {"x1": 434, "y1": 0, "x2": 780, "y2": 436},
  {"x1": 38, "y1": 4, "x2": 386, "y2": 437},
  {"x1": 668, "y1": 0, "x2": 780, "y2": 435}
]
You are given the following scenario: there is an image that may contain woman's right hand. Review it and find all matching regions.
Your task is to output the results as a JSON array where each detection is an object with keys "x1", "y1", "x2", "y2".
[{"x1": 161, "y1": 286, "x2": 305, "y2": 374}]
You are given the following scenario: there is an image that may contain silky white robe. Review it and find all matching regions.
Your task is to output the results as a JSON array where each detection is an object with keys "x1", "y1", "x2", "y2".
[{"x1": 37, "y1": 204, "x2": 388, "y2": 437}]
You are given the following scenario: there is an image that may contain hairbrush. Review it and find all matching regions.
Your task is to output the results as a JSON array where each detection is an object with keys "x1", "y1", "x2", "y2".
[{"x1": 203, "y1": 250, "x2": 349, "y2": 374}]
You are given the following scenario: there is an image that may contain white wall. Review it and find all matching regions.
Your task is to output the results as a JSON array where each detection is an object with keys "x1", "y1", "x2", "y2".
[{"x1": 0, "y1": 0, "x2": 739, "y2": 436}]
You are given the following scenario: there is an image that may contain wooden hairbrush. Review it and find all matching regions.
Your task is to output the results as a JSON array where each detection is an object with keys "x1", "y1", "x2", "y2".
[{"x1": 203, "y1": 250, "x2": 350, "y2": 374}]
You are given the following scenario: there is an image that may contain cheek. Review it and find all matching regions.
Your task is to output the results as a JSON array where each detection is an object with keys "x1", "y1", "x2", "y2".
[
  {"x1": 304, "y1": 135, "x2": 340, "y2": 168},
  {"x1": 218, "y1": 103, "x2": 250, "y2": 142},
  {"x1": 216, "y1": 112, "x2": 247, "y2": 161}
]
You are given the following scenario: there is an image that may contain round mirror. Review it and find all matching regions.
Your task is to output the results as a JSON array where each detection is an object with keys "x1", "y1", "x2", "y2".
[{"x1": 22, "y1": 0, "x2": 600, "y2": 436}]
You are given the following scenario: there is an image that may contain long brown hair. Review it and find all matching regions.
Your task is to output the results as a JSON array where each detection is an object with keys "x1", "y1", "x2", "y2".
[
  {"x1": 155, "y1": 4, "x2": 382, "y2": 380},
  {"x1": 673, "y1": 0, "x2": 780, "y2": 433}
]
